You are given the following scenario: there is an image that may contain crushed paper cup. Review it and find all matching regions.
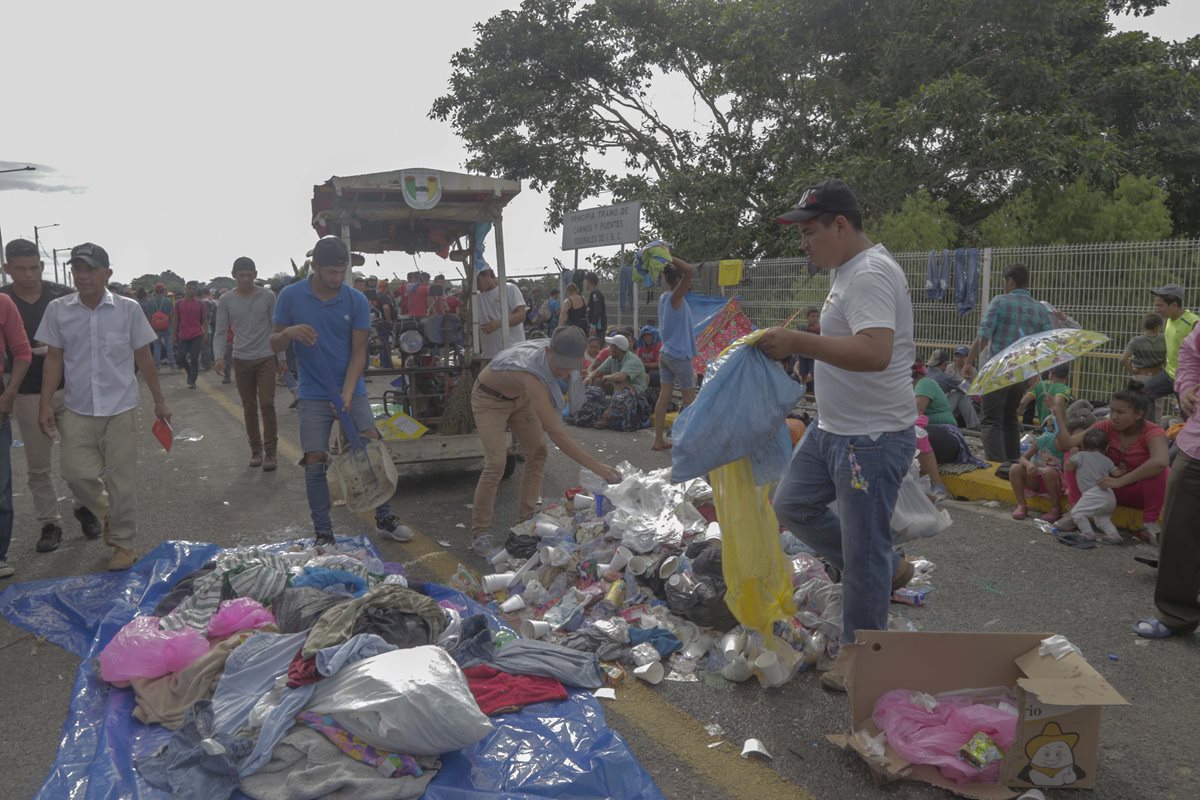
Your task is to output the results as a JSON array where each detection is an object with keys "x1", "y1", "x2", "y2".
[{"x1": 740, "y1": 739, "x2": 772, "y2": 760}]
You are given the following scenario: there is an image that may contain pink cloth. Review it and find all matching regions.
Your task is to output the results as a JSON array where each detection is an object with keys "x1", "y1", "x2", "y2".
[
  {"x1": 0, "y1": 293, "x2": 32, "y2": 367},
  {"x1": 1175, "y1": 326, "x2": 1200, "y2": 460}
]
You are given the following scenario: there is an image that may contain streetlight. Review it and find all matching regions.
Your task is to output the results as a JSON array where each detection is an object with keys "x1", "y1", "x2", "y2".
[{"x1": 34, "y1": 223, "x2": 60, "y2": 264}]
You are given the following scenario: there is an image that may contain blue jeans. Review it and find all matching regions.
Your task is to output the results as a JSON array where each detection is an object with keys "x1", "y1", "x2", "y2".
[
  {"x1": 154, "y1": 330, "x2": 174, "y2": 367},
  {"x1": 773, "y1": 423, "x2": 915, "y2": 643},
  {"x1": 0, "y1": 419, "x2": 11, "y2": 561},
  {"x1": 297, "y1": 396, "x2": 391, "y2": 536},
  {"x1": 178, "y1": 336, "x2": 203, "y2": 386}
]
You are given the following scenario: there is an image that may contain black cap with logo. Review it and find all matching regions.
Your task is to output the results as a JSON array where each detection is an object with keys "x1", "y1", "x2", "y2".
[
  {"x1": 67, "y1": 242, "x2": 110, "y2": 270},
  {"x1": 777, "y1": 179, "x2": 861, "y2": 224},
  {"x1": 311, "y1": 236, "x2": 350, "y2": 267}
]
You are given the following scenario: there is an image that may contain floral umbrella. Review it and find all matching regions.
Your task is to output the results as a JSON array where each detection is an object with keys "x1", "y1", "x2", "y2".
[{"x1": 968, "y1": 328, "x2": 1110, "y2": 396}]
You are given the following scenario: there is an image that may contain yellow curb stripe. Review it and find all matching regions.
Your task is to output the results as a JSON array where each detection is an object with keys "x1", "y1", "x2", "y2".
[{"x1": 197, "y1": 374, "x2": 817, "y2": 800}]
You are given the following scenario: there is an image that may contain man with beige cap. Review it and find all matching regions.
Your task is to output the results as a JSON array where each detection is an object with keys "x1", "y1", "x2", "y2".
[{"x1": 470, "y1": 326, "x2": 620, "y2": 558}]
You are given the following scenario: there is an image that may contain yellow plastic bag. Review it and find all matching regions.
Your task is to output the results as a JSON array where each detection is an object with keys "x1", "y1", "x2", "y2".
[{"x1": 712, "y1": 456, "x2": 796, "y2": 634}]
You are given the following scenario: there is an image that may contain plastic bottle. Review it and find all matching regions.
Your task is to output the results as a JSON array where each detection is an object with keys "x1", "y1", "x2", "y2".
[{"x1": 1019, "y1": 433, "x2": 1035, "y2": 455}]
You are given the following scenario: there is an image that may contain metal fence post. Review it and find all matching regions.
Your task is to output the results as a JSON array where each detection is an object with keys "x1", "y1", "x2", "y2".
[{"x1": 980, "y1": 247, "x2": 992, "y2": 310}]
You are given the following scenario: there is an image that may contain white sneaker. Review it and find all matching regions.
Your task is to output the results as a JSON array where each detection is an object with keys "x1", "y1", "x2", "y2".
[
  {"x1": 0, "y1": 560, "x2": 14, "y2": 579},
  {"x1": 376, "y1": 515, "x2": 414, "y2": 542}
]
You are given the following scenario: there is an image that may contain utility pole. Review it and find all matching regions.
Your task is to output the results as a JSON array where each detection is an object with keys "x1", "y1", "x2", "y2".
[{"x1": 53, "y1": 247, "x2": 73, "y2": 286}]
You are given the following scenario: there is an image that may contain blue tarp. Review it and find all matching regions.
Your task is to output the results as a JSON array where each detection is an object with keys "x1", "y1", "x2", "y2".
[
  {"x1": 683, "y1": 292, "x2": 734, "y2": 336},
  {"x1": 0, "y1": 537, "x2": 664, "y2": 800}
]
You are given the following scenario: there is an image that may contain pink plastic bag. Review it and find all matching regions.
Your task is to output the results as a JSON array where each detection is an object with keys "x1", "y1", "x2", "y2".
[
  {"x1": 207, "y1": 598, "x2": 276, "y2": 638},
  {"x1": 98, "y1": 616, "x2": 210, "y2": 683},
  {"x1": 872, "y1": 688, "x2": 1018, "y2": 784}
]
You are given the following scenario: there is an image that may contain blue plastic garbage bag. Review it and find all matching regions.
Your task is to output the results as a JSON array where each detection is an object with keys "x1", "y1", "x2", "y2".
[
  {"x1": 671, "y1": 330, "x2": 805, "y2": 485},
  {"x1": 0, "y1": 536, "x2": 664, "y2": 800}
]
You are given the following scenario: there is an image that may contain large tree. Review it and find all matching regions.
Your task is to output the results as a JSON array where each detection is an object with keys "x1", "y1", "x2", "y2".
[{"x1": 432, "y1": 0, "x2": 1193, "y2": 257}]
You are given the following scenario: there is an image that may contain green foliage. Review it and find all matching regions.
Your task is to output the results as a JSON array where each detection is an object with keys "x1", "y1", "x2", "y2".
[
  {"x1": 433, "y1": 0, "x2": 1196, "y2": 256},
  {"x1": 980, "y1": 176, "x2": 1173, "y2": 244},
  {"x1": 870, "y1": 191, "x2": 958, "y2": 253},
  {"x1": 207, "y1": 276, "x2": 236, "y2": 291},
  {"x1": 130, "y1": 270, "x2": 186, "y2": 293}
]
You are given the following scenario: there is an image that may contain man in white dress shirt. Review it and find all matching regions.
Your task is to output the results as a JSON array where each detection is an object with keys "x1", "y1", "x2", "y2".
[{"x1": 36, "y1": 243, "x2": 171, "y2": 571}]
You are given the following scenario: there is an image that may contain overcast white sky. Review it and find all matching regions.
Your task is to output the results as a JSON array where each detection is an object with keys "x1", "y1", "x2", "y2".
[{"x1": 1, "y1": 1, "x2": 1196, "y2": 286}]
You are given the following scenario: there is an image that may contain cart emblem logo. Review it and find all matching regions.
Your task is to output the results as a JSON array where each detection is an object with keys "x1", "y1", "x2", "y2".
[{"x1": 401, "y1": 171, "x2": 442, "y2": 210}]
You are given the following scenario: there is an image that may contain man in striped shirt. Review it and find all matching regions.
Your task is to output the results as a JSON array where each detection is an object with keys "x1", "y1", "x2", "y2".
[{"x1": 963, "y1": 264, "x2": 1054, "y2": 462}]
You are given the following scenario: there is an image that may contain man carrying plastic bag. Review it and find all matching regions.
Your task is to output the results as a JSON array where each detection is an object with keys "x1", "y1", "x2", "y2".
[{"x1": 758, "y1": 179, "x2": 917, "y2": 692}]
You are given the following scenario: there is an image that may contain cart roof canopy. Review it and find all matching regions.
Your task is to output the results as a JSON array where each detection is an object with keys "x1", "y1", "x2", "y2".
[{"x1": 312, "y1": 168, "x2": 521, "y2": 255}]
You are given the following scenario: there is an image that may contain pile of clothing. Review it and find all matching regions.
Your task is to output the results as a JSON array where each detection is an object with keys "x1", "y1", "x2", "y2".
[{"x1": 94, "y1": 543, "x2": 604, "y2": 800}]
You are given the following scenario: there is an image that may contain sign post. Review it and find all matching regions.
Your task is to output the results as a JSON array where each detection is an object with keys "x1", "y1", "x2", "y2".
[{"x1": 561, "y1": 201, "x2": 641, "y2": 251}]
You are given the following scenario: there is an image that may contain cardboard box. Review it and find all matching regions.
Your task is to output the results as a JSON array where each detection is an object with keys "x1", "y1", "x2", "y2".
[{"x1": 828, "y1": 631, "x2": 1129, "y2": 799}]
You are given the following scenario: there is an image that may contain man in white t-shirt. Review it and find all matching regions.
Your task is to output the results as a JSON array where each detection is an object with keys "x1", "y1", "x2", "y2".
[
  {"x1": 757, "y1": 179, "x2": 917, "y2": 690},
  {"x1": 476, "y1": 268, "x2": 527, "y2": 358}
]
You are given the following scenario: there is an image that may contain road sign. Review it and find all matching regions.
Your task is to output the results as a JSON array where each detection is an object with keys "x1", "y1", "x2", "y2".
[{"x1": 561, "y1": 201, "x2": 641, "y2": 251}]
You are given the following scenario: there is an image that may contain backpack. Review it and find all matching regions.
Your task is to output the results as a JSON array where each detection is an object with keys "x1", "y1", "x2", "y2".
[{"x1": 148, "y1": 297, "x2": 171, "y2": 331}]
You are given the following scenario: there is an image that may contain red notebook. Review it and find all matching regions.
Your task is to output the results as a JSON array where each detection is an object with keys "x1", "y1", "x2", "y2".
[{"x1": 152, "y1": 418, "x2": 173, "y2": 452}]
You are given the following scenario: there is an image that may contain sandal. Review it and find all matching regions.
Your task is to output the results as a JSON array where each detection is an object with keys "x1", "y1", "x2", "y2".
[
  {"x1": 1133, "y1": 618, "x2": 1175, "y2": 639},
  {"x1": 1053, "y1": 531, "x2": 1097, "y2": 550},
  {"x1": 1039, "y1": 511, "x2": 1061, "y2": 523},
  {"x1": 1011, "y1": 506, "x2": 1028, "y2": 521}
]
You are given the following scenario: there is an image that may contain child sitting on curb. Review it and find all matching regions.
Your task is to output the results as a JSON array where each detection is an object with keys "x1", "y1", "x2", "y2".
[
  {"x1": 1064, "y1": 428, "x2": 1122, "y2": 544},
  {"x1": 1008, "y1": 402, "x2": 1096, "y2": 522}
]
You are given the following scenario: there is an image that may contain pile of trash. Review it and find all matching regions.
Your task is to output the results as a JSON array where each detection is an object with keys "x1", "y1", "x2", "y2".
[
  {"x1": 457, "y1": 462, "x2": 934, "y2": 691},
  {"x1": 68, "y1": 539, "x2": 658, "y2": 800}
]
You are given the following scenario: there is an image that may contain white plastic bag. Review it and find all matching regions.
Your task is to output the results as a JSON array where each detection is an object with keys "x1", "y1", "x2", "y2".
[
  {"x1": 890, "y1": 474, "x2": 953, "y2": 544},
  {"x1": 305, "y1": 646, "x2": 492, "y2": 756}
]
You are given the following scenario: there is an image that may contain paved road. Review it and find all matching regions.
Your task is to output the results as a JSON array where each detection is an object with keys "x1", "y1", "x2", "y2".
[{"x1": 0, "y1": 369, "x2": 1195, "y2": 799}]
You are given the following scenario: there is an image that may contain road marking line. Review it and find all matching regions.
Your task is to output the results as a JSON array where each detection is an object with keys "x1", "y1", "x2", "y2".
[{"x1": 196, "y1": 374, "x2": 817, "y2": 800}]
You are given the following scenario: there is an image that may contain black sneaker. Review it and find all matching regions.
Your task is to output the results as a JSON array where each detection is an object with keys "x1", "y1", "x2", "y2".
[
  {"x1": 314, "y1": 532, "x2": 336, "y2": 549},
  {"x1": 36, "y1": 523, "x2": 63, "y2": 553},
  {"x1": 74, "y1": 507, "x2": 103, "y2": 539}
]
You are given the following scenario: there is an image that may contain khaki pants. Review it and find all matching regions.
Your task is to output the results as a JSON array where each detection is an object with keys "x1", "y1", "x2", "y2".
[
  {"x1": 60, "y1": 409, "x2": 139, "y2": 548},
  {"x1": 233, "y1": 357, "x2": 278, "y2": 457},
  {"x1": 470, "y1": 386, "x2": 547, "y2": 534},
  {"x1": 12, "y1": 391, "x2": 76, "y2": 526}
]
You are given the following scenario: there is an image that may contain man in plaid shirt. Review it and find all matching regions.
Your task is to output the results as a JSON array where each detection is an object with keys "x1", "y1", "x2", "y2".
[{"x1": 963, "y1": 264, "x2": 1054, "y2": 461}]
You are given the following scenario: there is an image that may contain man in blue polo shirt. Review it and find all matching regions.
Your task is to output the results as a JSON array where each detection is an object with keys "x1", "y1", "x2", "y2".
[{"x1": 271, "y1": 236, "x2": 412, "y2": 547}]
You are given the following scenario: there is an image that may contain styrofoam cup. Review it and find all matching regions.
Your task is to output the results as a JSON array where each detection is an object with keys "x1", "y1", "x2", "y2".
[
  {"x1": 703, "y1": 522, "x2": 722, "y2": 541},
  {"x1": 481, "y1": 572, "x2": 516, "y2": 593},
  {"x1": 755, "y1": 650, "x2": 788, "y2": 686},
  {"x1": 720, "y1": 631, "x2": 746, "y2": 658},
  {"x1": 490, "y1": 550, "x2": 512, "y2": 568},
  {"x1": 520, "y1": 619, "x2": 551, "y2": 639},
  {"x1": 499, "y1": 594, "x2": 526, "y2": 613},
  {"x1": 534, "y1": 520, "x2": 560, "y2": 538},
  {"x1": 628, "y1": 555, "x2": 650, "y2": 576},
  {"x1": 683, "y1": 634, "x2": 712, "y2": 660},
  {"x1": 632, "y1": 661, "x2": 665, "y2": 684},
  {"x1": 658, "y1": 555, "x2": 680, "y2": 579},
  {"x1": 609, "y1": 546, "x2": 632, "y2": 572},
  {"x1": 573, "y1": 493, "x2": 594, "y2": 511}
]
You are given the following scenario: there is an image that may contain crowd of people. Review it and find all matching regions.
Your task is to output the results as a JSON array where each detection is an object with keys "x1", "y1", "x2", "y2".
[{"x1": 2, "y1": 179, "x2": 1197, "y2": 661}]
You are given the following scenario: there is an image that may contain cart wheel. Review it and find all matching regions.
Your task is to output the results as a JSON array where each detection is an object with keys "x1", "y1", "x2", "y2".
[{"x1": 503, "y1": 454, "x2": 517, "y2": 479}]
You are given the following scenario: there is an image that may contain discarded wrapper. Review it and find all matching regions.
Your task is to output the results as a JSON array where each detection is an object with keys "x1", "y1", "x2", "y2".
[
  {"x1": 958, "y1": 731, "x2": 1004, "y2": 770},
  {"x1": 891, "y1": 586, "x2": 932, "y2": 606},
  {"x1": 593, "y1": 688, "x2": 616, "y2": 700}
]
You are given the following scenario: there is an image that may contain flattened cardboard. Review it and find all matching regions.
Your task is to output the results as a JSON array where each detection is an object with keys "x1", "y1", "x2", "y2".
[{"x1": 834, "y1": 631, "x2": 1129, "y2": 798}]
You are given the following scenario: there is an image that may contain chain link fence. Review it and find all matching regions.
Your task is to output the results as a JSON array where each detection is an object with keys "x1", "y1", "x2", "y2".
[{"x1": 596, "y1": 239, "x2": 1200, "y2": 403}]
